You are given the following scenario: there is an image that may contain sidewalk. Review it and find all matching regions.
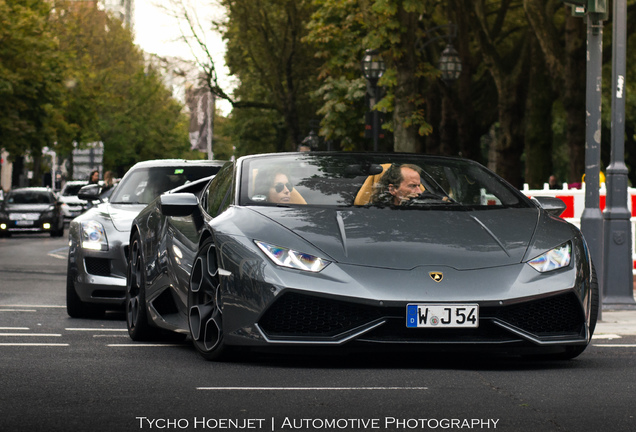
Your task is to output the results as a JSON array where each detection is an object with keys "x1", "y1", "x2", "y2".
[
  {"x1": 595, "y1": 285, "x2": 636, "y2": 336},
  {"x1": 595, "y1": 310, "x2": 636, "y2": 336}
]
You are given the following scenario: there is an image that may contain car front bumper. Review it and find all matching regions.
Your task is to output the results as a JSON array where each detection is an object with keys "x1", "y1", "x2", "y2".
[
  {"x1": 68, "y1": 230, "x2": 129, "y2": 307},
  {"x1": 217, "y1": 236, "x2": 592, "y2": 353}
]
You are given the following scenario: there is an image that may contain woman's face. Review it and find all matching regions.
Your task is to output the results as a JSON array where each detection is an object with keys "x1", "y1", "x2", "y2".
[
  {"x1": 268, "y1": 173, "x2": 291, "y2": 203},
  {"x1": 90, "y1": 171, "x2": 99, "y2": 183}
]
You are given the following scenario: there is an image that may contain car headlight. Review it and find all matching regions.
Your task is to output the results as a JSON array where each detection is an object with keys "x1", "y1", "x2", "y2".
[
  {"x1": 80, "y1": 221, "x2": 108, "y2": 251},
  {"x1": 255, "y1": 240, "x2": 330, "y2": 272},
  {"x1": 528, "y1": 242, "x2": 571, "y2": 272},
  {"x1": 43, "y1": 206, "x2": 56, "y2": 218}
]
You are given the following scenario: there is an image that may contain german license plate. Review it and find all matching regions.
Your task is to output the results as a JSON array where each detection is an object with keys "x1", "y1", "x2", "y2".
[
  {"x1": 15, "y1": 220, "x2": 34, "y2": 226},
  {"x1": 406, "y1": 304, "x2": 479, "y2": 328}
]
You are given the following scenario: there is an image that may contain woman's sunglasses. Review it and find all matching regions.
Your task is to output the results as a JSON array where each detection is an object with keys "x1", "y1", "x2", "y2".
[{"x1": 273, "y1": 182, "x2": 293, "y2": 193}]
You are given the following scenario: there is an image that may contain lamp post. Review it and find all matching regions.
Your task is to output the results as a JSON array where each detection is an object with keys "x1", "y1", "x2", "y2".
[
  {"x1": 603, "y1": 0, "x2": 635, "y2": 307},
  {"x1": 361, "y1": 49, "x2": 386, "y2": 152}
]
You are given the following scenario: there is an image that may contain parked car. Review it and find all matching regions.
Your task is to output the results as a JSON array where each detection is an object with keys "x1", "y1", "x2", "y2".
[
  {"x1": 66, "y1": 159, "x2": 226, "y2": 318},
  {"x1": 58, "y1": 180, "x2": 89, "y2": 221},
  {"x1": 0, "y1": 187, "x2": 64, "y2": 237},
  {"x1": 126, "y1": 152, "x2": 598, "y2": 361}
]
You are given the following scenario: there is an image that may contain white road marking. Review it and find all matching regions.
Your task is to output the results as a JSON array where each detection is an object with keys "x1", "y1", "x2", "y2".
[
  {"x1": 0, "y1": 343, "x2": 69, "y2": 347},
  {"x1": 196, "y1": 387, "x2": 429, "y2": 391},
  {"x1": 593, "y1": 344, "x2": 636, "y2": 348},
  {"x1": 0, "y1": 309, "x2": 37, "y2": 312},
  {"x1": 0, "y1": 333, "x2": 61, "y2": 337},
  {"x1": 66, "y1": 328, "x2": 127, "y2": 332},
  {"x1": 93, "y1": 334, "x2": 130, "y2": 338},
  {"x1": 107, "y1": 344, "x2": 183, "y2": 347},
  {"x1": 592, "y1": 334, "x2": 622, "y2": 340},
  {"x1": 0, "y1": 327, "x2": 29, "y2": 330},
  {"x1": 0, "y1": 305, "x2": 65, "y2": 308},
  {"x1": 48, "y1": 247, "x2": 68, "y2": 259}
]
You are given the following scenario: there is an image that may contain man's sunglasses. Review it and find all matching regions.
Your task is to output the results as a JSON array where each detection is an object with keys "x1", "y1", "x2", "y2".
[{"x1": 273, "y1": 182, "x2": 293, "y2": 193}]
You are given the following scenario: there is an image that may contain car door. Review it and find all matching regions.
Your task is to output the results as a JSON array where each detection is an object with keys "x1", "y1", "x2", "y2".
[{"x1": 166, "y1": 162, "x2": 235, "y2": 307}]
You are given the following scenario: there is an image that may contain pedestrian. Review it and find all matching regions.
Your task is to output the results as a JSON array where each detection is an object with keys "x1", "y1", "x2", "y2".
[{"x1": 88, "y1": 169, "x2": 100, "y2": 185}]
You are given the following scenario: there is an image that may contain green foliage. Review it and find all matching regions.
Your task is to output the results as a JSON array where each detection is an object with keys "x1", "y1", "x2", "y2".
[
  {"x1": 1, "y1": 2, "x2": 195, "y2": 182},
  {"x1": 52, "y1": 6, "x2": 193, "y2": 175},
  {"x1": 0, "y1": 0, "x2": 69, "y2": 163},
  {"x1": 306, "y1": 0, "x2": 444, "y2": 151},
  {"x1": 219, "y1": 0, "x2": 322, "y2": 150}
]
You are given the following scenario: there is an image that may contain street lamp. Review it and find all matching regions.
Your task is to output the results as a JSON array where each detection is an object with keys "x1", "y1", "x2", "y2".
[
  {"x1": 361, "y1": 49, "x2": 386, "y2": 152},
  {"x1": 418, "y1": 22, "x2": 462, "y2": 83},
  {"x1": 439, "y1": 44, "x2": 462, "y2": 82}
]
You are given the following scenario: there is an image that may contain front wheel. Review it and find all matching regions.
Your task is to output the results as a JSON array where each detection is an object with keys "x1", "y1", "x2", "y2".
[
  {"x1": 126, "y1": 232, "x2": 163, "y2": 341},
  {"x1": 188, "y1": 239, "x2": 228, "y2": 361},
  {"x1": 66, "y1": 261, "x2": 104, "y2": 318}
]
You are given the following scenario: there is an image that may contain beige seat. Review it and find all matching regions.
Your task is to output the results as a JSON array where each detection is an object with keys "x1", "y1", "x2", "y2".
[{"x1": 353, "y1": 164, "x2": 391, "y2": 205}]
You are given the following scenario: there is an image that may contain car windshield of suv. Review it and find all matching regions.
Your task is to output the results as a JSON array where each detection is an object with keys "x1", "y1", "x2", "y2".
[
  {"x1": 240, "y1": 153, "x2": 529, "y2": 209},
  {"x1": 109, "y1": 166, "x2": 221, "y2": 205},
  {"x1": 7, "y1": 191, "x2": 54, "y2": 204}
]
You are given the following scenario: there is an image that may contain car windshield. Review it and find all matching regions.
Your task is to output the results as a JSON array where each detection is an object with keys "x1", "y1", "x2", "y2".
[
  {"x1": 240, "y1": 153, "x2": 529, "y2": 209},
  {"x1": 7, "y1": 191, "x2": 54, "y2": 204},
  {"x1": 62, "y1": 183, "x2": 87, "y2": 196},
  {"x1": 109, "y1": 165, "x2": 221, "y2": 205}
]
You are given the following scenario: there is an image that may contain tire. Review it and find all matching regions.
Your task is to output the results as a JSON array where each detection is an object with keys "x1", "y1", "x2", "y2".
[
  {"x1": 51, "y1": 222, "x2": 64, "y2": 237},
  {"x1": 126, "y1": 232, "x2": 163, "y2": 341},
  {"x1": 188, "y1": 238, "x2": 229, "y2": 361},
  {"x1": 66, "y1": 260, "x2": 104, "y2": 318},
  {"x1": 588, "y1": 263, "x2": 600, "y2": 337}
]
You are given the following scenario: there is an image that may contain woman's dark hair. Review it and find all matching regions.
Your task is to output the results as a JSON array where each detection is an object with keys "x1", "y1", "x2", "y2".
[
  {"x1": 88, "y1": 169, "x2": 100, "y2": 184},
  {"x1": 253, "y1": 167, "x2": 289, "y2": 197}
]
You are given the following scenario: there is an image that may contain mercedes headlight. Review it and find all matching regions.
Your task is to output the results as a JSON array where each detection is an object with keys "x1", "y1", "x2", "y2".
[
  {"x1": 528, "y1": 242, "x2": 571, "y2": 272},
  {"x1": 80, "y1": 221, "x2": 108, "y2": 251},
  {"x1": 255, "y1": 240, "x2": 330, "y2": 272}
]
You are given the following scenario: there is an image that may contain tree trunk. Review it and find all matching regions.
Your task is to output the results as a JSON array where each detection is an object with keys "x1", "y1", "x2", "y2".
[
  {"x1": 563, "y1": 15, "x2": 586, "y2": 183},
  {"x1": 392, "y1": 5, "x2": 420, "y2": 153},
  {"x1": 524, "y1": 35, "x2": 555, "y2": 188}
]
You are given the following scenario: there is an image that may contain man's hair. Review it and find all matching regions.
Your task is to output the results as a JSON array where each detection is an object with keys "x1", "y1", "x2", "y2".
[{"x1": 370, "y1": 164, "x2": 422, "y2": 205}]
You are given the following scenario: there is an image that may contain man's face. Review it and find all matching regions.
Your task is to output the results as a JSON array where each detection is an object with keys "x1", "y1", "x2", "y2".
[{"x1": 389, "y1": 167, "x2": 421, "y2": 205}]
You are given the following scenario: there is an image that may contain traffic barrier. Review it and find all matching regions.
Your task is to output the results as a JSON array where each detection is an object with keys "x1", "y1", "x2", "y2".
[{"x1": 521, "y1": 183, "x2": 636, "y2": 274}]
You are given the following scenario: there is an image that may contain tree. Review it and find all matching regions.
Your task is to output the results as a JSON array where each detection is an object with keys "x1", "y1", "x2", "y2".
[
  {"x1": 0, "y1": 0, "x2": 70, "y2": 184},
  {"x1": 52, "y1": 4, "x2": 195, "y2": 176},
  {"x1": 523, "y1": 0, "x2": 586, "y2": 184}
]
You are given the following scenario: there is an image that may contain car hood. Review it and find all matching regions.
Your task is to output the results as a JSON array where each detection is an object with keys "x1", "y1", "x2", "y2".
[
  {"x1": 250, "y1": 207, "x2": 543, "y2": 270},
  {"x1": 59, "y1": 195, "x2": 86, "y2": 205},
  {"x1": 3, "y1": 203, "x2": 53, "y2": 212},
  {"x1": 92, "y1": 203, "x2": 147, "y2": 232}
]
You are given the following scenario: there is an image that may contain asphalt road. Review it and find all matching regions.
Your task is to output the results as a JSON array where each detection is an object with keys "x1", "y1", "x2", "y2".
[{"x1": 1, "y1": 233, "x2": 635, "y2": 432}]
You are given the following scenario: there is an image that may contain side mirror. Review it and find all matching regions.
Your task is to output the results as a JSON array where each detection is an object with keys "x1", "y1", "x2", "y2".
[
  {"x1": 532, "y1": 196, "x2": 566, "y2": 217},
  {"x1": 78, "y1": 184, "x2": 102, "y2": 201},
  {"x1": 160, "y1": 193, "x2": 199, "y2": 217}
]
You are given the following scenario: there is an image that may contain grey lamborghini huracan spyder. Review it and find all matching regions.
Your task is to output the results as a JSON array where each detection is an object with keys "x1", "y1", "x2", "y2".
[{"x1": 126, "y1": 152, "x2": 598, "y2": 361}]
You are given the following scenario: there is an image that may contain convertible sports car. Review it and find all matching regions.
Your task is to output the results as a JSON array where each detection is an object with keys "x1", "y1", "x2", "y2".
[
  {"x1": 127, "y1": 152, "x2": 598, "y2": 361},
  {"x1": 66, "y1": 159, "x2": 226, "y2": 318}
]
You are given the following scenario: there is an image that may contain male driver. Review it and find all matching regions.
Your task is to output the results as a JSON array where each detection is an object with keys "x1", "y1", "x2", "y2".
[{"x1": 370, "y1": 164, "x2": 424, "y2": 206}]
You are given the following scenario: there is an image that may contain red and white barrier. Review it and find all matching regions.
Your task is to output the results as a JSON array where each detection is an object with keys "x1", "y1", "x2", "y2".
[{"x1": 521, "y1": 183, "x2": 636, "y2": 274}]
